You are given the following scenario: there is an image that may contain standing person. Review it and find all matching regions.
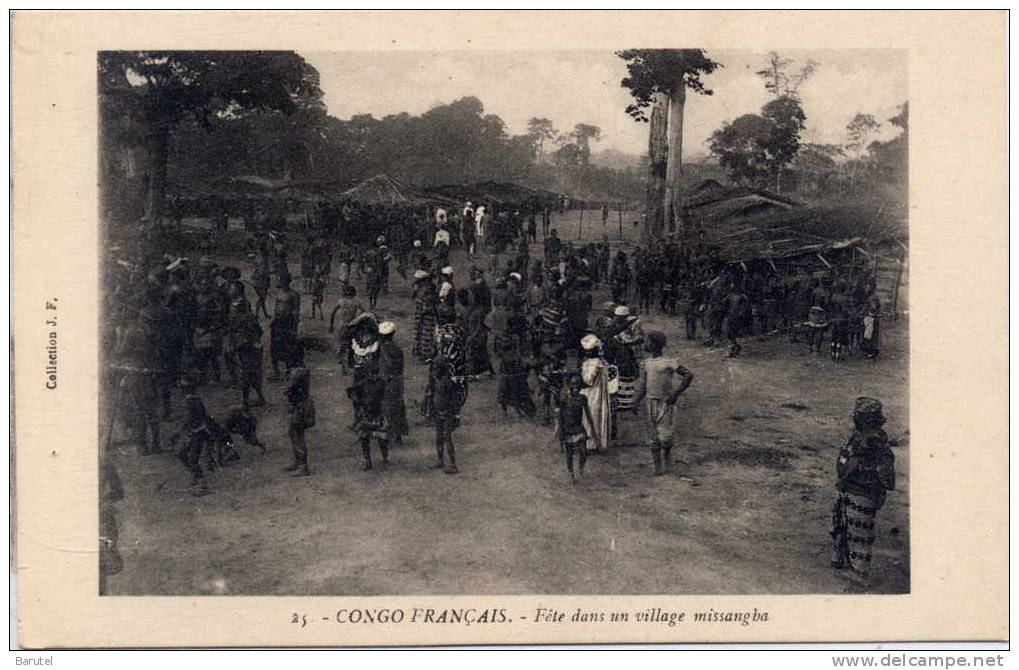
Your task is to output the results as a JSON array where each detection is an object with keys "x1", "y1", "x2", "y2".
[
  {"x1": 283, "y1": 367, "x2": 315, "y2": 477},
  {"x1": 228, "y1": 298, "x2": 267, "y2": 410},
  {"x1": 463, "y1": 210, "x2": 478, "y2": 258},
  {"x1": 377, "y1": 321, "x2": 409, "y2": 447},
  {"x1": 831, "y1": 397, "x2": 896, "y2": 588},
  {"x1": 544, "y1": 229, "x2": 561, "y2": 267},
  {"x1": 722, "y1": 284, "x2": 750, "y2": 357},
  {"x1": 610, "y1": 306, "x2": 644, "y2": 414},
  {"x1": 469, "y1": 266, "x2": 492, "y2": 314},
  {"x1": 310, "y1": 272, "x2": 326, "y2": 321},
  {"x1": 412, "y1": 270, "x2": 439, "y2": 363},
  {"x1": 352, "y1": 371, "x2": 390, "y2": 471},
  {"x1": 140, "y1": 286, "x2": 184, "y2": 421},
  {"x1": 860, "y1": 290, "x2": 882, "y2": 359},
  {"x1": 329, "y1": 285, "x2": 363, "y2": 375},
  {"x1": 611, "y1": 251, "x2": 631, "y2": 305},
  {"x1": 436, "y1": 266, "x2": 457, "y2": 326},
  {"x1": 113, "y1": 320, "x2": 162, "y2": 455},
  {"x1": 474, "y1": 205, "x2": 487, "y2": 249},
  {"x1": 527, "y1": 212, "x2": 538, "y2": 244},
  {"x1": 251, "y1": 261, "x2": 271, "y2": 319},
  {"x1": 460, "y1": 289, "x2": 495, "y2": 377},
  {"x1": 366, "y1": 251, "x2": 385, "y2": 310},
  {"x1": 176, "y1": 386, "x2": 216, "y2": 496},
  {"x1": 578, "y1": 334, "x2": 614, "y2": 453},
  {"x1": 269, "y1": 275, "x2": 301, "y2": 380},
  {"x1": 598, "y1": 236, "x2": 611, "y2": 281},
  {"x1": 633, "y1": 331, "x2": 694, "y2": 476},
  {"x1": 429, "y1": 358, "x2": 465, "y2": 474},
  {"x1": 635, "y1": 259, "x2": 654, "y2": 315},
  {"x1": 555, "y1": 374, "x2": 595, "y2": 484},
  {"x1": 494, "y1": 330, "x2": 536, "y2": 418}
]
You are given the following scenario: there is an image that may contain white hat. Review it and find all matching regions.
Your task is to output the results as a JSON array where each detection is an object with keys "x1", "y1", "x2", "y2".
[
  {"x1": 413, "y1": 269, "x2": 429, "y2": 280},
  {"x1": 580, "y1": 334, "x2": 602, "y2": 351},
  {"x1": 614, "y1": 305, "x2": 630, "y2": 317},
  {"x1": 509, "y1": 272, "x2": 522, "y2": 281},
  {"x1": 441, "y1": 266, "x2": 454, "y2": 275},
  {"x1": 378, "y1": 321, "x2": 396, "y2": 336}
]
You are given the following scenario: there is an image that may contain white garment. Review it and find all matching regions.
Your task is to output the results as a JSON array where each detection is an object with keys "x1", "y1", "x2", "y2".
[
  {"x1": 475, "y1": 207, "x2": 486, "y2": 238},
  {"x1": 434, "y1": 229, "x2": 450, "y2": 247}
]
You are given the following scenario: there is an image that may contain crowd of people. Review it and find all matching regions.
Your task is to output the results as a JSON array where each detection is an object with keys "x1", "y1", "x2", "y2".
[{"x1": 102, "y1": 197, "x2": 897, "y2": 590}]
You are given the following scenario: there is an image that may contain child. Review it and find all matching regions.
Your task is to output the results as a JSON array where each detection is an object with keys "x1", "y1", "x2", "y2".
[
  {"x1": 283, "y1": 368, "x2": 315, "y2": 477},
  {"x1": 830, "y1": 397, "x2": 896, "y2": 588},
  {"x1": 174, "y1": 381, "x2": 215, "y2": 496},
  {"x1": 430, "y1": 358, "x2": 463, "y2": 474},
  {"x1": 633, "y1": 331, "x2": 694, "y2": 476},
  {"x1": 310, "y1": 272, "x2": 326, "y2": 321},
  {"x1": 354, "y1": 372, "x2": 390, "y2": 471},
  {"x1": 556, "y1": 374, "x2": 594, "y2": 484}
]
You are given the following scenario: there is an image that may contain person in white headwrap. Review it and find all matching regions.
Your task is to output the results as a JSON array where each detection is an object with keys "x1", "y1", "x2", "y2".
[
  {"x1": 611, "y1": 305, "x2": 644, "y2": 413},
  {"x1": 377, "y1": 321, "x2": 409, "y2": 445},
  {"x1": 579, "y1": 334, "x2": 615, "y2": 452},
  {"x1": 436, "y1": 266, "x2": 456, "y2": 325},
  {"x1": 475, "y1": 205, "x2": 486, "y2": 242},
  {"x1": 412, "y1": 270, "x2": 439, "y2": 362}
]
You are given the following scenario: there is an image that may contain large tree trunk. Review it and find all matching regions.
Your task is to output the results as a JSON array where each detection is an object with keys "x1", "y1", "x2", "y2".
[
  {"x1": 645, "y1": 92, "x2": 669, "y2": 242},
  {"x1": 665, "y1": 80, "x2": 686, "y2": 236},
  {"x1": 145, "y1": 121, "x2": 170, "y2": 227}
]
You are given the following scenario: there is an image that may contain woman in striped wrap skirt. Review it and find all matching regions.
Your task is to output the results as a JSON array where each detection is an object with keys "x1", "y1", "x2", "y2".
[
  {"x1": 412, "y1": 271, "x2": 439, "y2": 363},
  {"x1": 831, "y1": 397, "x2": 896, "y2": 588}
]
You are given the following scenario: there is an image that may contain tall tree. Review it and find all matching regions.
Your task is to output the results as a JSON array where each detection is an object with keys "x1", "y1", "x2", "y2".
[
  {"x1": 617, "y1": 49, "x2": 721, "y2": 236},
  {"x1": 98, "y1": 50, "x2": 323, "y2": 225},
  {"x1": 644, "y1": 94, "x2": 669, "y2": 240},
  {"x1": 844, "y1": 112, "x2": 881, "y2": 187},
  {"x1": 755, "y1": 51, "x2": 818, "y2": 100},
  {"x1": 570, "y1": 123, "x2": 602, "y2": 166},
  {"x1": 761, "y1": 96, "x2": 806, "y2": 192},
  {"x1": 708, "y1": 114, "x2": 776, "y2": 187},
  {"x1": 526, "y1": 117, "x2": 557, "y2": 164}
]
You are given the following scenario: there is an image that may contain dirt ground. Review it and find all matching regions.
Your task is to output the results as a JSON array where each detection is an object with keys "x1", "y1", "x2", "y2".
[{"x1": 106, "y1": 210, "x2": 909, "y2": 596}]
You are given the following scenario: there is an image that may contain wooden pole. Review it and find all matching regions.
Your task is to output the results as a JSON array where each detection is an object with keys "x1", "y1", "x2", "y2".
[
  {"x1": 891, "y1": 253, "x2": 905, "y2": 321},
  {"x1": 618, "y1": 204, "x2": 623, "y2": 241},
  {"x1": 578, "y1": 207, "x2": 584, "y2": 240}
]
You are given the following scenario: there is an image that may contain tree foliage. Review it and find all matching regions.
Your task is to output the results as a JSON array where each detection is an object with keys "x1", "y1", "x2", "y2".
[
  {"x1": 615, "y1": 49, "x2": 721, "y2": 122},
  {"x1": 755, "y1": 51, "x2": 818, "y2": 100},
  {"x1": 708, "y1": 114, "x2": 777, "y2": 186}
]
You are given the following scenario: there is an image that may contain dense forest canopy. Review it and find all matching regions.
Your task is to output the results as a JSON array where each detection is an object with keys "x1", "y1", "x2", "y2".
[{"x1": 99, "y1": 50, "x2": 907, "y2": 228}]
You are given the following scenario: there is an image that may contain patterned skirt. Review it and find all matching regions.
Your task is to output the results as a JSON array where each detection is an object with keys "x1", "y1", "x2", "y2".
[
  {"x1": 615, "y1": 376, "x2": 637, "y2": 411},
  {"x1": 413, "y1": 310, "x2": 438, "y2": 362},
  {"x1": 831, "y1": 491, "x2": 880, "y2": 582}
]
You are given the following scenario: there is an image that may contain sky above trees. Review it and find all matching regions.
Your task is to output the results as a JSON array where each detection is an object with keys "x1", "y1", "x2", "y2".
[{"x1": 303, "y1": 49, "x2": 907, "y2": 159}]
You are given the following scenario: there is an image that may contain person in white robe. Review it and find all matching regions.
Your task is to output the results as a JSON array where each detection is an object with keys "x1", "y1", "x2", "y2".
[{"x1": 579, "y1": 334, "x2": 615, "y2": 452}]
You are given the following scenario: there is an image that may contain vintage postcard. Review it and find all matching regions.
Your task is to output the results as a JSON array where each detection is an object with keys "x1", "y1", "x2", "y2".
[{"x1": 11, "y1": 10, "x2": 1008, "y2": 647}]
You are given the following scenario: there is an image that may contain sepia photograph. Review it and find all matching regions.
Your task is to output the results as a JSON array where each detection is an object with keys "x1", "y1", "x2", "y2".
[
  {"x1": 96, "y1": 46, "x2": 910, "y2": 598},
  {"x1": 13, "y1": 6, "x2": 1015, "y2": 653}
]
